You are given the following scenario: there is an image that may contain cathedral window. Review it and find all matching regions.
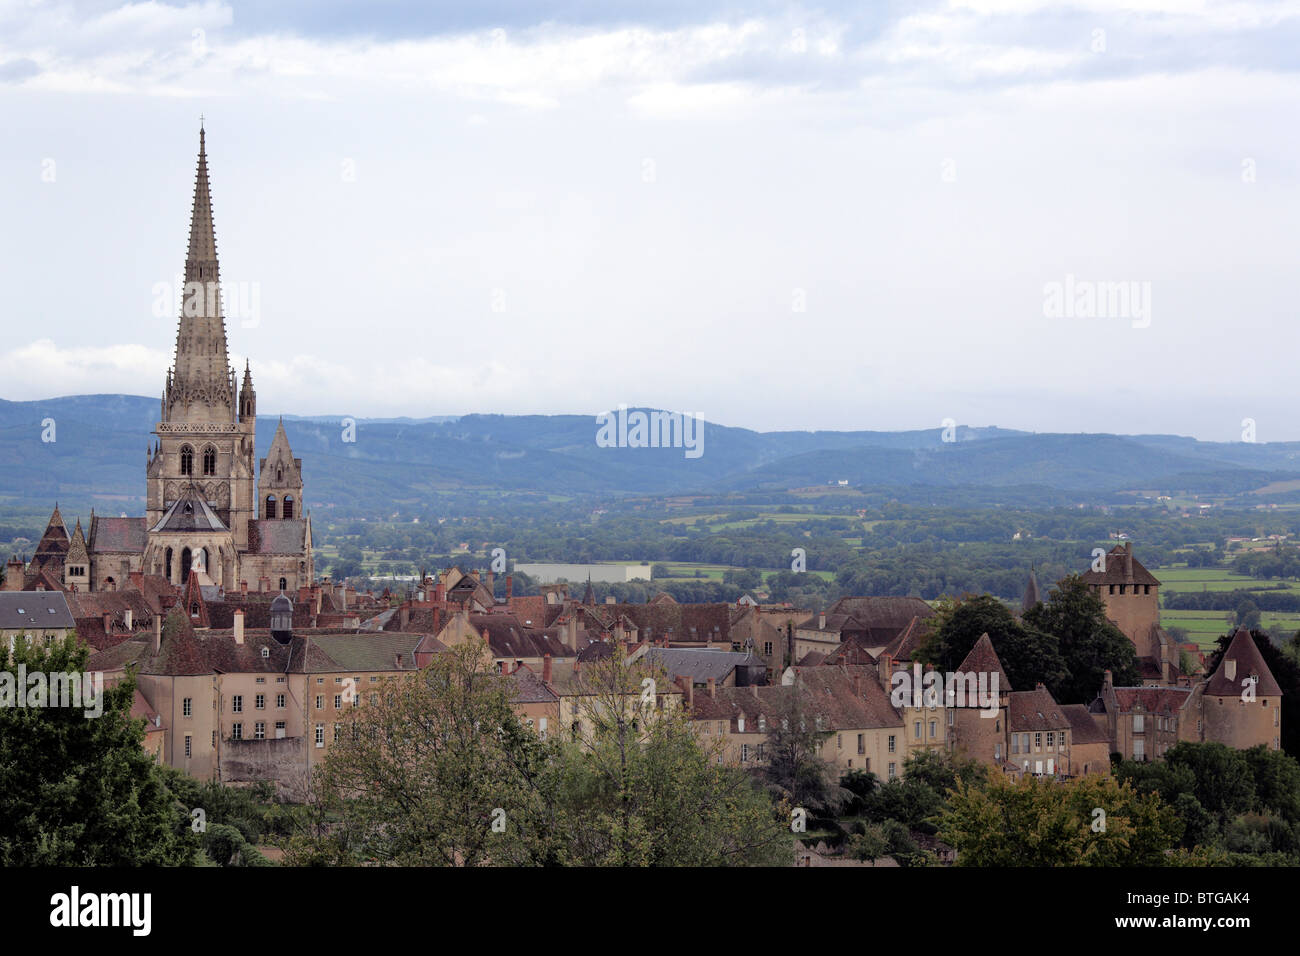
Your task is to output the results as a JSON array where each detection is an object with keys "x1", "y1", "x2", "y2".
[
  {"x1": 265, "y1": 496, "x2": 277, "y2": 519},
  {"x1": 202, "y1": 445, "x2": 216, "y2": 475},
  {"x1": 180, "y1": 445, "x2": 194, "y2": 476},
  {"x1": 283, "y1": 495, "x2": 294, "y2": 519}
]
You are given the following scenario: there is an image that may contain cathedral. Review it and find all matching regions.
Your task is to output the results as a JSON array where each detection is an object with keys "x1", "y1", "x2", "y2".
[{"x1": 31, "y1": 127, "x2": 313, "y2": 595}]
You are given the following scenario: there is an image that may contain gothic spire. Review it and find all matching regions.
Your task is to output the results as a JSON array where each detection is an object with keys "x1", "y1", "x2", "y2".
[{"x1": 165, "y1": 124, "x2": 235, "y2": 424}]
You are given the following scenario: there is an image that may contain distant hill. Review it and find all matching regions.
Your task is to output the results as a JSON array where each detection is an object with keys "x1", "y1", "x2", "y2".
[{"x1": 2, "y1": 394, "x2": 1297, "y2": 515}]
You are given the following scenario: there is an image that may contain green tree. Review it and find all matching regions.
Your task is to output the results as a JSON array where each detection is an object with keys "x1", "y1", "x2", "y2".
[
  {"x1": 0, "y1": 634, "x2": 196, "y2": 865},
  {"x1": 1023, "y1": 574, "x2": 1141, "y2": 703},
  {"x1": 939, "y1": 773, "x2": 1181, "y2": 866},
  {"x1": 919, "y1": 594, "x2": 1067, "y2": 695},
  {"x1": 557, "y1": 651, "x2": 789, "y2": 866},
  {"x1": 289, "y1": 639, "x2": 557, "y2": 866},
  {"x1": 757, "y1": 680, "x2": 848, "y2": 822}
]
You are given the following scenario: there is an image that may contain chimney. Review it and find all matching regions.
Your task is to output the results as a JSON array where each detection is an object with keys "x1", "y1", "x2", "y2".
[
  {"x1": 542, "y1": 653, "x2": 552, "y2": 683},
  {"x1": 240, "y1": 579, "x2": 248, "y2": 596},
  {"x1": 675, "y1": 675, "x2": 694, "y2": 706},
  {"x1": 435, "y1": 579, "x2": 446, "y2": 604},
  {"x1": 566, "y1": 614, "x2": 579, "y2": 652},
  {"x1": 396, "y1": 653, "x2": 404, "y2": 668},
  {"x1": 506, "y1": 575, "x2": 513, "y2": 600},
  {"x1": 1103, "y1": 668, "x2": 1113, "y2": 689},
  {"x1": 399, "y1": 606, "x2": 410, "y2": 630},
  {"x1": 1125, "y1": 543, "x2": 1134, "y2": 582},
  {"x1": 487, "y1": 570, "x2": 495, "y2": 594},
  {"x1": 233, "y1": 609, "x2": 244, "y2": 645},
  {"x1": 1225, "y1": 659, "x2": 1236, "y2": 681},
  {"x1": 124, "y1": 609, "x2": 132, "y2": 630},
  {"x1": 854, "y1": 673, "x2": 862, "y2": 697},
  {"x1": 102, "y1": 611, "x2": 111, "y2": 635},
  {"x1": 819, "y1": 612, "x2": 826, "y2": 630},
  {"x1": 707, "y1": 677, "x2": 716, "y2": 699},
  {"x1": 751, "y1": 684, "x2": 759, "y2": 698},
  {"x1": 878, "y1": 652, "x2": 893, "y2": 686},
  {"x1": 3, "y1": 556, "x2": 24, "y2": 591},
  {"x1": 152, "y1": 615, "x2": 162, "y2": 654},
  {"x1": 470, "y1": 569, "x2": 480, "y2": 581}
]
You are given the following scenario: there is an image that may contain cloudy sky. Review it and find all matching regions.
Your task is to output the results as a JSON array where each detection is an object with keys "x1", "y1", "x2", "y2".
[{"x1": 0, "y1": 0, "x2": 1296, "y2": 439}]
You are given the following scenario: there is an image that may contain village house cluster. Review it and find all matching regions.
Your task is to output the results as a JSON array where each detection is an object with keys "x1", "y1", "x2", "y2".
[{"x1": 1, "y1": 129, "x2": 1281, "y2": 803}]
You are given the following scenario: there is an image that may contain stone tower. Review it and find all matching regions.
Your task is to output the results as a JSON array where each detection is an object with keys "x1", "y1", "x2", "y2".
[
  {"x1": 143, "y1": 125, "x2": 255, "y2": 587},
  {"x1": 258, "y1": 419, "x2": 303, "y2": 520}
]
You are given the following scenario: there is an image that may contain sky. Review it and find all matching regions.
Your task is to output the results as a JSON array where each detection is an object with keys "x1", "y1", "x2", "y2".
[{"x1": 0, "y1": 0, "x2": 1297, "y2": 441}]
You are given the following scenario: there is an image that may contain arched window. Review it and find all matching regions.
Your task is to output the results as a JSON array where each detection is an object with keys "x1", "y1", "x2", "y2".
[
  {"x1": 180, "y1": 445, "x2": 194, "y2": 476},
  {"x1": 265, "y1": 495, "x2": 277, "y2": 519},
  {"x1": 180, "y1": 547, "x2": 192, "y2": 582},
  {"x1": 165, "y1": 547, "x2": 174, "y2": 583},
  {"x1": 282, "y1": 495, "x2": 294, "y2": 519},
  {"x1": 279, "y1": 577, "x2": 288, "y2": 592},
  {"x1": 202, "y1": 445, "x2": 217, "y2": 476},
  {"x1": 277, "y1": 467, "x2": 283, "y2": 482}
]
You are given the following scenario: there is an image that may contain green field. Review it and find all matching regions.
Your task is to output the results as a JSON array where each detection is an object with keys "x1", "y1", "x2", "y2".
[
  {"x1": 1155, "y1": 567, "x2": 1300, "y2": 594},
  {"x1": 1153, "y1": 565, "x2": 1300, "y2": 649}
]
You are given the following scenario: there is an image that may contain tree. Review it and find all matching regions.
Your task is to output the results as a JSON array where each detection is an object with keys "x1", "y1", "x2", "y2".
[
  {"x1": 0, "y1": 634, "x2": 196, "y2": 865},
  {"x1": 1162, "y1": 741, "x2": 1256, "y2": 822},
  {"x1": 1235, "y1": 598, "x2": 1262, "y2": 631},
  {"x1": 291, "y1": 639, "x2": 557, "y2": 866},
  {"x1": 939, "y1": 773, "x2": 1180, "y2": 866},
  {"x1": 557, "y1": 650, "x2": 789, "y2": 866},
  {"x1": 919, "y1": 594, "x2": 1067, "y2": 695},
  {"x1": 757, "y1": 680, "x2": 849, "y2": 822},
  {"x1": 1023, "y1": 574, "x2": 1141, "y2": 703}
]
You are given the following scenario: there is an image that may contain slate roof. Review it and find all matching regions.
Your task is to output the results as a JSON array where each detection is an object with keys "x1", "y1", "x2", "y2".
[
  {"x1": 246, "y1": 519, "x2": 308, "y2": 554},
  {"x1": 0, "y1": 591, "x2": 76, "y2": 630},
  {"x1": 1060, "y1": 704, "x2": 1110, "y2": 745},
  {"x1": 644, "y1": 647, "x2": 751, "y2": 683},
  {"x1": 1206, "y1": 628, "x2": 1283, "y2": 697},
  {"x1": 307, "y1": 633, "x2": 425, "y2": 672},
  {"x1": 150, "y1": 486, "x2": 227, "y2": 533},
  {"x1": 1008, "y1": 687, "x2": 1069, "y2": 732},
  {"x1": 89, "y1": 516, "x2": 147, "y2": 554}
]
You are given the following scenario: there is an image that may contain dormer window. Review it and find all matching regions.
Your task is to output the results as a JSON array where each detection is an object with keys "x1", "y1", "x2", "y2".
[{"x1": 261, "y1": 647, "x2": 270, "y2": 659}]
